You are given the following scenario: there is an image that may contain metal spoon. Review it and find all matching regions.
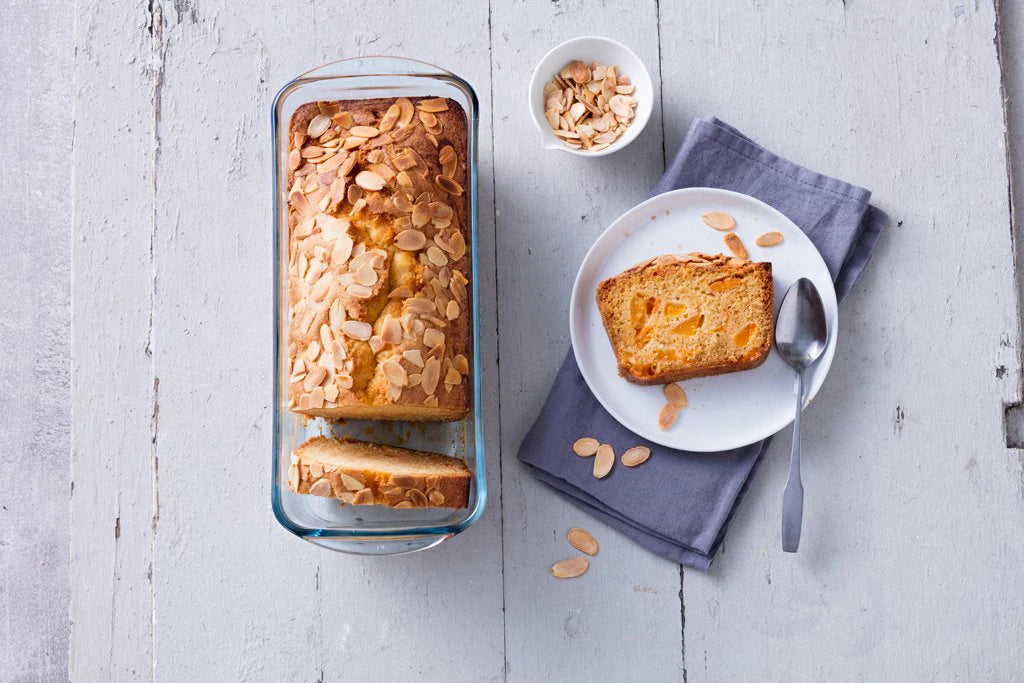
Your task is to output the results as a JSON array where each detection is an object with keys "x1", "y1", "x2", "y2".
[{"x1": 774, "y1": 278, "x2": 828, "y2": 553}]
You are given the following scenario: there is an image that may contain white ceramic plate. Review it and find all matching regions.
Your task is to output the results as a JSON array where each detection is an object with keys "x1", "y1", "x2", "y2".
[{"x1": 570, "y1": 188, "x2": 838, "y2": 452}]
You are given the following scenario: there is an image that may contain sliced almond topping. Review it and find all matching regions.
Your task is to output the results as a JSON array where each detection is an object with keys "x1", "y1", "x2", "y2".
[
  {"x1": 412, "y1": 201, "x2": 431, "y2": 228},
  {"x1": 658, "y1": 403, "x2": 680, "y2": 430},
  {"x1": 288, "y1": 148, "x2": 301, "y2": 171},
  {"x1": 567, "y1": 527, "x2": 599, "y2": 555},
  {"x1": 403, "y1": 349, "x2": 425, "y2": 367},
  {"x1": 354, "y1": 170, "x2": 386, "y2": 191},
  {"x1": 755, "y1": 231, "x2": 784, "y2": 247},
  {"x1": 394, "y1": 500, "x2": 414, "y2": 508},
  {"x1": 621, "y1": 446, "x2": 651, "y2": 467},
  {"x1": 308, "y1": 387, "x2": 325, "y2": 409},
  {"x1": 663, "y1": 382, "x2": 688, "y2": 408},
  {"x1": 423, "y1": 328, "x2": 445, "y2": 349},
  {"x1": 573, "y1": 437, "x2": 600, "y2": 457},
  {"x1": 381, "y1": 316, "x2": 403, "y2": 344},
  {"x1": 453, "y1": 354, "x2": 469, "y2": 375},
  {"x1": 324, "y1": 384, "x2": 339, "y2": 402},
  {"x1": 353, "y1": 264, "x2": 378, "y2": 286},
  {"x1": 342, "y1": 136, "x2": 368, "y2": 150},
  {"x1": 303, "y1": 365, "x2": 327, "y2": 392},
  {"x1": 333, "y1": 111, "x2": 353, "y2": 128},
  {"x1": 701, "y1": 211, "x2": 736, "y2": 231},
  {"x1": 444, "y1": 367, "x2": 462, "y2": 385},
  {"x1": 428, "y1": 489, "x2": 446, "y2": 505},
  {"x1": 340, "y1": 472, "x2": 364, "y2": 491},
  {"x1": 417, "y1": 97, "x2": 449, "y2": 113},
  {"x1": 445, "y1": 300, "x2": 460, "y2": 321},
  {"x1": 426, "y1": 246, "x2": 449, "y2": 267},
  {"x1": 346, "y1": 283, "x2": 373, "y2": 299},
  {"x1": 307, "y1": 115, "x2": 331, "y2": 138},
  {"x1": 723, "y1": 232, "x2": 748, "y2": 259},
  {"x1": 309, "y1": 478, "x2": 333, "y2": 497},
  {"x1": 378, "y1": 103, "x2": 401, "y2": 133},
  {"x1": 349, "y1": 125, "x2": 379, "y2": 138},
  {"x1": 352, "y1": 488, "x2": 374, "y2": 505},
  {"x1": 341, "y1": 320, "x2": 372, "y2": 341},
  {"x1": 422, "y1": 357, "x2": 441, "y2": 395},
  {"x1": 406, "y1": 488, "x2": 429, "y2": 507},
  {"x1": 388, "y1": 286, "x2": 413, "y2": 299},
  {"x1": 381, "y1": 358, "x2": 408, "y2": 386},
  {"x1": 418, "y1": 110, "x2": 438, "y2": 129},
  {"x1": 551, "y1": 557, "x2": 589, "y2": 579},
  {"x1": 390, "y1": 474, "x2": 418, "y2": 488},
  {"x1": 396, "y1": 98, "x2": 415, "y2": 127},
  {"x1": 303, "y1": 340, "x2": 321, "y2": 362},
  {"x1": 593, "y1": 444, "x2": 614, "y2": 478},
  {"x1": 435, "y1": 175, "x2": 464, "y2": 196}
]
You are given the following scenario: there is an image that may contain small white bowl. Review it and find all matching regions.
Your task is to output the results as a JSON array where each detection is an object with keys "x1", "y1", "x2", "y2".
[{"x1": 528, "y1": 36, "x2": 654, "y2": 157}]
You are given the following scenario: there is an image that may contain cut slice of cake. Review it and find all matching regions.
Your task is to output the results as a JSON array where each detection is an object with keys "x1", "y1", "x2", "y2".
[
  {"x1": 596, "y1": 253, "x2": 774, "y2": 384},
  {"x1": 288, "y1": 436, "x2": 471, "y2": 509}
]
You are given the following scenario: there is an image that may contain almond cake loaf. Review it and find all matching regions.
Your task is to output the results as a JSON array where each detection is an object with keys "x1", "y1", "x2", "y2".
[
  {"x1": 286, "y1": 97, "x2": 471, "y2": 421},
  {"x1": 289, "y1": 436, "x2": 471, "y2": 509},
  {"x1": 597, "y1": 253, "x2": 773, "y2": 384}
]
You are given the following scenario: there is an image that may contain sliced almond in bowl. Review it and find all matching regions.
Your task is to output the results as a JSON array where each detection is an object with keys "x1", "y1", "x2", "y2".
[
  {"x1": 567, "y1": 527, "x2": 599, "y2": 555},
  {"x1": 551, "y1": 556, "x2": 589, "y2": 579},
  {"x1": 573, "y1": 437, "x2": 600, "y2": 456}
]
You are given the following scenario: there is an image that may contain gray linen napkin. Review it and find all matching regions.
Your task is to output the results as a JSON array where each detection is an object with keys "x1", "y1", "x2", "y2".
[{"x1": 517, "y1": 116, "x2": 888, "y2": 571}]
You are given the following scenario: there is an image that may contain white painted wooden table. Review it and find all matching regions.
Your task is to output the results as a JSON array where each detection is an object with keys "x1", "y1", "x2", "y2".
[{"x1": 6, "y1": 0, "x2": 1017, "y2": 679}]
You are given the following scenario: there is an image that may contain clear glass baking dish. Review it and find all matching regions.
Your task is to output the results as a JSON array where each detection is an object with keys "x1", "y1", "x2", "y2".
[{"x1": 270, "y1": 57, "x2": 484, "y2": 555}]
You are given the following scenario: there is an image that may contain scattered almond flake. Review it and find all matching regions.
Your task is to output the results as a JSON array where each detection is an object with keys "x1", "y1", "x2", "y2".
[
  {"x1": 593, "y1": 444, "x2": 614, "y2": 478},
  {"x1": 349, "y1": 198, "x2": 366, "y2": 216},
  {"x1": 755, "y1": 231, "x2": 784, "y2": 247},
  {"x1": 658, "y1": 403, "x2": 680, "y2": 430},
  {"x1": 663, "y1": 383, "x2": 688, "y2": 408},
  {"x1": 551, "y1": 556, "x2": 589, "y2": 579},
  {"x1": 701, "y1": 211, "x2": 736, "y2": 231},
  {"x1": 403, "y1": 349, "x2": 425, "y2": 367},
  {"x1": 303, "y1": 340, "x2": 321, "y2": 362},
  {"x1": 340, "y1": 472, "x2": 364, "y2": 492},
  {"x1": 423, "y1": 395, "x2": 439, "y2": 407},
  {"x1": 572, "y1": 437, "x2": 600, "y2": 457},
  {"x1": 349, "y1": 125, "x2": 379, "y2": 138},
  {"x1": 453, "y1": 354, "x2": 469, "y2": 375},
  {"x1": 355, "y1": 170, "x2": 385, "y2": 191},
  {"x1": 412, "y1": 201, "x2": 431, "y2": 228},
  {"x1": 288, "y1": 148, "x2": 301, "y2": 171},
  {"x1": 567, "y1": 527, "x2": 599, "y2": 555},
  {"x1": 428, "y1": 489, "x2": 446, "y2": 505},
  {"x1": 324, "y1": 384, "x2": 339, "y2": 403},
  {"x1": 417, "y1": 97, "x2": 449, "y2": 113},
  {"x1": 621, "y1": 446, "x2": 651, "y2": 467},
  {"x1": 307, "y1": 115, "x2": 331, "y2": 138},
  {"x1": 302, "y1": 366, "x2": 327, "y2": 392},
  {"x1": 724, "y1": 232, "x2": 748, "y2": 259}
]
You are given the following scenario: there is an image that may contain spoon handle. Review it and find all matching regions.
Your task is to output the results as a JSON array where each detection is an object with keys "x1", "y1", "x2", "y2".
[{"x1": 782, "y1": 371, "x2": 805, "y2": 553}]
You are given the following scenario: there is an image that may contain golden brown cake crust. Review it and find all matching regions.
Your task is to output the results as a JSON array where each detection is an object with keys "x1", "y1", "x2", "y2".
[
  {"x1": 288, "y1": 435, "x2": 471, "y2": 509},
  {"x1": 285, "y1": 97, "x2": 471, "y2": 421},
  {"x1": 596, "y1": 253, "x2": 774, "y2": 385}
]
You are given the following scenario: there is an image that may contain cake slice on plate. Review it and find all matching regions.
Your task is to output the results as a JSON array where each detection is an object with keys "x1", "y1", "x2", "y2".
[{"x1": 596, "y1": 253, "x2": 774, "y2": 384}]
